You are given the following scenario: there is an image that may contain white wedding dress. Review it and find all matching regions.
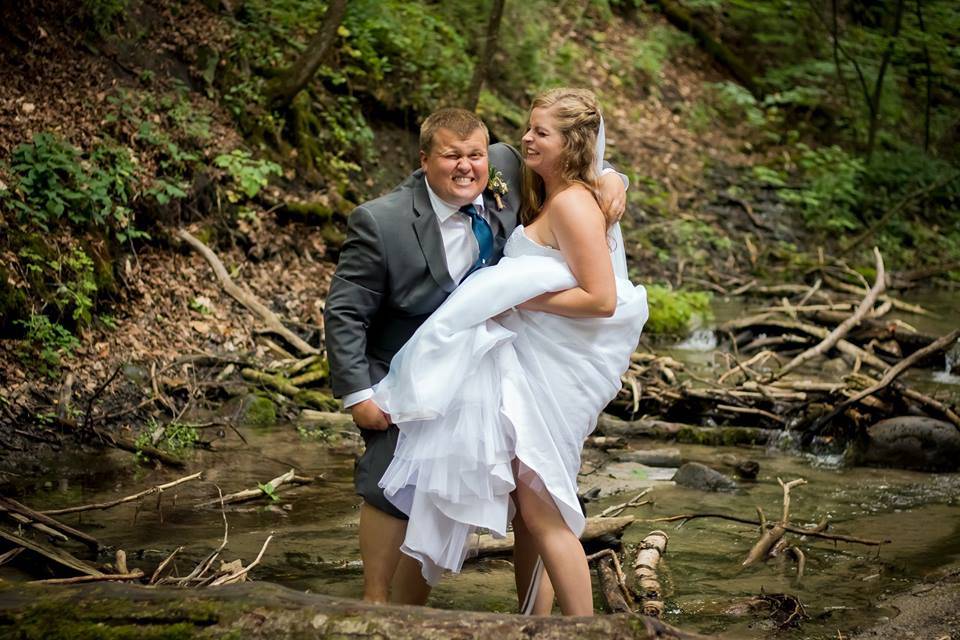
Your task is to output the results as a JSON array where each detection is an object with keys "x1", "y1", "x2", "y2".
[{"x1": 372, "y1": 221, "x2": 648, "y2": 588}]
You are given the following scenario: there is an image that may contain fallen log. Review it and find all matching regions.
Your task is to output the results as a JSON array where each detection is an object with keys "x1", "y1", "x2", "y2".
[
  {"x1": 40, "y1": 472, "x2": 202, "y2": 516},
  {"x1": 177, "y1": 229, "x2": 320, "y2": 357},
  {"x1": 611, "y1": 448, "x2": 682, "y2": 468},
  {"x1": 194, "y1": 469, "x2": 316, "y2": 509},
  {"x1": 0, "y1": 497, "x2": 99, "y2": 550},
  {"x1": 241, "y1": 368, "x2": 338, "y2": 411},
  {"x1": 0, "y1": 581, "x2": 714, "y2": 639},
  {"x1": 299, "y1": 410, "x2": 354, "y2": 429},
  {"x1": 597, "y1": 415, "x2": 777, "y2": 446},
  {"x1": 588, "y1": 549, "x2": 634, "y2": 614},
  {"x1": 634, "y1": 530, "x2": 669, "y2": 618},
  {"x1": 468, "y1": 516, "x2": 636, "y2": 559},
  {"x1": 649, "y1": 0, "x2": 758, "y2": 96},
  {"x1": 0, "y1": 527, "x2": 102, "y2": 577}
]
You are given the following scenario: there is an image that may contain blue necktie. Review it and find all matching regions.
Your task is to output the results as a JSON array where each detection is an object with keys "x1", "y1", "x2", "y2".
[{"x1": 460, "y1": 203, "x2": 494, "y2": 276}]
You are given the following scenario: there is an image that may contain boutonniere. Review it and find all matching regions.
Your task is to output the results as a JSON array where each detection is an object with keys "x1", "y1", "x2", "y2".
[{"x1": 487, "y1": 165, "x2": 509, "y2": 210}]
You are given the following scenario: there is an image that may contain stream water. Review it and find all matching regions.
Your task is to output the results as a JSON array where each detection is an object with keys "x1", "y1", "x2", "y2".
[
  {"x1": 3, "y1": 289, "x2": 958, "y2": 638},
  {"x1": 6, "y1": 424, "x2": 958, "y2": 638}
]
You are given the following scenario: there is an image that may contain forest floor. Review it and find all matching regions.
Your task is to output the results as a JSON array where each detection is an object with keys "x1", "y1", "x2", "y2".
[{"x1": 0, "y1": 1, "x2": 778, "y2": 464}]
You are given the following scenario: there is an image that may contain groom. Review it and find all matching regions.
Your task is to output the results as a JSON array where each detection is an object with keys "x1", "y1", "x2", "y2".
[{"x1": 324, "y1": 107, "x2": 626, "y2": 606}]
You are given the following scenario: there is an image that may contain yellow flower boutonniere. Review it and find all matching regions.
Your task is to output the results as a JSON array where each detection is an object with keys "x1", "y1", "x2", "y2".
[{"x1": 487, "y1": 165, "x2": 509, "y2": 210}]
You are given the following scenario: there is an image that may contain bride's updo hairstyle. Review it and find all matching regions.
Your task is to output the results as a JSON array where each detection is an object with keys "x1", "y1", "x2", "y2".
[{"x1": 520, "y1": 87, "x2": 607, "y2": 225}]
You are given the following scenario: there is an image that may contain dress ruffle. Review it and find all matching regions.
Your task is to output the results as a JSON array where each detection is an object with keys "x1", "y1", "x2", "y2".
[{"x1": 373, "y1": 232, "x2": 648, "y2": 586}]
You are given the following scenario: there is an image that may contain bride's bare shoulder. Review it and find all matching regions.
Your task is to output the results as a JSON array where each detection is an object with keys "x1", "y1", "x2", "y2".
[{"x1": 548, "y1": 184, "x2": 603, "y2": 223}]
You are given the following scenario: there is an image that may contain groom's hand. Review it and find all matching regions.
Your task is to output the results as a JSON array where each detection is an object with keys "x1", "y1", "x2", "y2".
[
  {"x1": 598, "y1": 172, "x2": 626, "y2": 223},
  {"x1": 351, "y1": 399, "x2": 390, "y2": 430}
]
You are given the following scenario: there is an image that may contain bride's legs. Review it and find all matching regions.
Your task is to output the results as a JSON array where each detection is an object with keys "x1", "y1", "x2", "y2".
[
  {"x1": 513, "y1": 478, "x2": 593, "y2": 616},
  {"x1": 391, "y1": 553, "x2": 432, "y2": 605},
  {"x1": 512, "y1": 508, "x2": 555, "y2": 614}
]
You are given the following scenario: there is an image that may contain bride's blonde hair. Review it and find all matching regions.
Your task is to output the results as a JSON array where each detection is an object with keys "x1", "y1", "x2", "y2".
[{"x1": 520, "y1": 87, "x2": 607, "y2": 225}]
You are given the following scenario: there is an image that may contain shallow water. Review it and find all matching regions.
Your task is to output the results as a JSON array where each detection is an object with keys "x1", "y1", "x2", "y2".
[{"x1": 6, "y1": 422, "x2": 960, "y2": 639}]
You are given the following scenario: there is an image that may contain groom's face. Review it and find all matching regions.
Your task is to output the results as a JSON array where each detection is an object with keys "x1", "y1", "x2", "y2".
[{"x1": 420, "y1": 127, "x2": 489, "y2": 207}]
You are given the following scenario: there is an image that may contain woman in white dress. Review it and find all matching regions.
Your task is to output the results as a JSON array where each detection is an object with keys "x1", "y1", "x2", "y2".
[{"x1": 372, "y1": 88, "x2": 648, "y2": 616}]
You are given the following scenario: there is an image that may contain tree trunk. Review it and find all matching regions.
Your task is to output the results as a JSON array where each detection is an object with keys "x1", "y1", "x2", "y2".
[
  {"x1": 465, "y1": 0, "x2": 507, "y2": 111},
  {"x1": 865, "y1": 0, "x2": 906, "y2": 160},
  {"x1": 265, "y1": 0, "x2": 349, "y2": 111},
  {"x1": 0, "y1": 581, "x2": 713, "y2": 639},
  {"x1": 649, "y1": 0, "x2": 759, "y2": 97},
  {"x1": 915, "y1": 0, "x2": 932, "y2": 153}
]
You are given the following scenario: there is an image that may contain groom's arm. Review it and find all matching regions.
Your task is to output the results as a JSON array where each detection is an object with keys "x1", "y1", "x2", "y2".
[{"x1": 324, "y1": 206, "x2": 387, "y2": 402}]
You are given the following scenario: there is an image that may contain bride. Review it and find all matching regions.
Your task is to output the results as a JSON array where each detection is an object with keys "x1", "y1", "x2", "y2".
[{"x1": 371, "y1": 88, "x2": 648, "y2": 615}]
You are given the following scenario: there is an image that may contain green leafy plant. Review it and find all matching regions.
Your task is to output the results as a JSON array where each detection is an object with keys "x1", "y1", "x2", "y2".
[
  {"x1": 644, "y1": 285, "x2": 713, "y2": 335},
  {"x1": 258, "y1": 481, "x2": 281, "y2": 502},
  {"x1": 134, "y1": 420, "x2": 199, "y2": 463},
  {"x1": 756, "y1": 144, "x2": 866, "y2": 234},
  {"x1": 2, "y1": 133, "x2": 147, "y2": 242},
  {"x1": 15, "y1": 314, "x2": 81, "y2": 377},
  {"x1": 214, "y1": 150, "x2": 282, "y2": 201}
]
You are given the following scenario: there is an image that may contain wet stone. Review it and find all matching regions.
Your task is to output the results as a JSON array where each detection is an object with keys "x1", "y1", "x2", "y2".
[
  {"x1": 578, "y1": 461, "x2": 674, "y2": 498},
  {"x1": 234, "y1": 394, "x2": 278, "y2": 427},
  {"x1": 672, "y1": 462, "x2": 738, "y2": 492},
  {"x1": 858, "y1": 416, "x2": 960, "y2": 472}
]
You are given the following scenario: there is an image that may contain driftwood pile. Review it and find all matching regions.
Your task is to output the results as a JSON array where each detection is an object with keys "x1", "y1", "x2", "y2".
[{"x1": 609, "y1": 250, "x2": 959, "y2": 443}]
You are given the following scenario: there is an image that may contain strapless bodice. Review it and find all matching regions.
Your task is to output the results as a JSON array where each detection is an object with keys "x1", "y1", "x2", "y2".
[{"x1": 504, "y1": 225, "x2": 563, "y2": 259}]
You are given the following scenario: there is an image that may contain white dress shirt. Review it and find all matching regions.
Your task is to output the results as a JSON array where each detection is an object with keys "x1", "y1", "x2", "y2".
[{"x1": 342, "y1": 179, "x2": 490, "y2": 409}]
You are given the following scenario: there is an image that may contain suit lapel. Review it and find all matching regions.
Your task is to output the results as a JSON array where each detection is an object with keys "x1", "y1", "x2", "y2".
[{"x1": 412, "y1": 179, "x2": 457, "y2": 292}]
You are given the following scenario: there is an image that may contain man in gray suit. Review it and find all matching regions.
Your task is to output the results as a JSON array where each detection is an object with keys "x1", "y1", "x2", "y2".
[{"x1": 324, "y1": 108, "x2": 626, "y2": 606}]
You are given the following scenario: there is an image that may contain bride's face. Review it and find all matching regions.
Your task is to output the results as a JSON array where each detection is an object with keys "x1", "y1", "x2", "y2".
[{"x1": 521, "y1": 107, "x2": 564, "y2": 178}]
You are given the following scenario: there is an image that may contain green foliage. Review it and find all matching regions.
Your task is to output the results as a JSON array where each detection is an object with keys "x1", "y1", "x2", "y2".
[
  {"x1": 630, "y1": 26, "x2": 694, "y2": 87},
  {"x1": 755, "y1": 144, "x2": 866, "y2": 233},
  {"x1": 338, "y1": 0, "x2": 472, "y2": 112},
  {"x1": 708, "y1": 81, "x2": 766, "y2": 128},
  {"x1": 297, "y1": 423, "x2": 332, "y2": 441},
  {"x1": 214, "y1": 150, "x2": 282, "y2": 201},
  {"x1": 2, "y1": 133, "x2": 146, "y2": 242},
  {"x1": 16, "y1": 243, "x2": 99, "y2": 327},
  {"x1": 15, "y1": 314, "x2": 80, "y2": 377},
  {"x1": 82, "y1": 0, "x2": 129, "y2": 33},
  {"x1": 257, "y1": 481, "x2": 281, "y2": 501},
  {"x1": 644, "y1": 285, "x2": 713, "y2": 335},
  {"x1": 135, "y1": 421, "x2": 199, "y2": 462}
]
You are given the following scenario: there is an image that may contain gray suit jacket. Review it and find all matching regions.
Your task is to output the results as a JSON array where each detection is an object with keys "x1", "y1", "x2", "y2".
[{"x1": 324, "y1": 142, "x2": 524, "y2": 398}]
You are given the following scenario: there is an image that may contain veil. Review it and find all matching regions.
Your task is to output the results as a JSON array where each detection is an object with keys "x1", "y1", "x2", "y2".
[{"x1": 595, "y1": 116, "x2": 631, "y2": 281}]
